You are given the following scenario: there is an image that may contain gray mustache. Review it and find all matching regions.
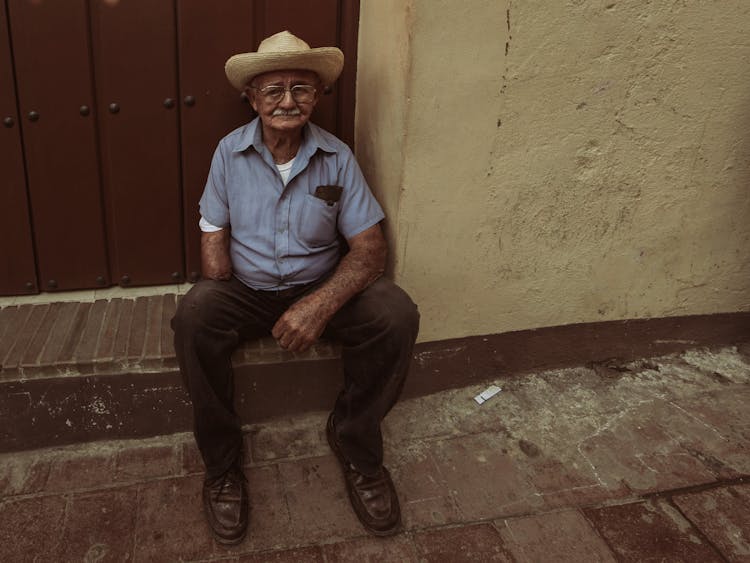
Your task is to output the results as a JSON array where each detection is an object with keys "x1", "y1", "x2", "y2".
[{"x1": 272, "y1": 109, "x2": 301, "y2": 116}]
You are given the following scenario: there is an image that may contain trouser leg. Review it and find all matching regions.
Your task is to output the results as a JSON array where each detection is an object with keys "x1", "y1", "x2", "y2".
[
  {"x1": 171, "y1": 277, "x2": 285, "y2": 479},
  {"x1": 326, "y1": 277, "x2": 420, "y2": 475}
]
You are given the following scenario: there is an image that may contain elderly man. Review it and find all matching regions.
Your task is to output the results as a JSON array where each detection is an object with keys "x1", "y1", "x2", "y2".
[{"x1": 172, "y1": 31, "x2": 419, "y2": 545}]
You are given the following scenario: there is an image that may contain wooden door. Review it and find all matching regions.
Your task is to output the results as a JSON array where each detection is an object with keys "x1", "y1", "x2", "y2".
[
  {"x1": 0, "y1": 0, "x2": 36, "y2": 295},
  {"x1": 90, "y1": 0, "x2": 184, "y2": 286},
  {"x1": 8, "y1": 0, "x2": 110, "y2": 291}
]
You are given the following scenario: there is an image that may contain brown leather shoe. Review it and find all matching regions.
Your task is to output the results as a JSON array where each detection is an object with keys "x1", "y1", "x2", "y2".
[
  {"x1": 326, "y1": 413, "x2": 401, "y2": 536},
  {"x1": 202, "y1": 466, "x2": 249, "y2": 545}
]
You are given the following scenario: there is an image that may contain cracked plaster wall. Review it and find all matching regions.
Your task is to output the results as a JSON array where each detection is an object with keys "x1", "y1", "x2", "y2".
[{"x1": 356, "y1": 0, "x2": 750, "y2": 342}]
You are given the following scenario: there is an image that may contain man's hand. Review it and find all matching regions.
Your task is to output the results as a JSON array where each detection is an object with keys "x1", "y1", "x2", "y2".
[
  {"x1": 201, "y1": 230, "x2": 232, "y2": 280},
  {"x1": 272, "y1": 223, "x2": 387, "y2": 353},
  {"x1": 271, "y1": 294, "x2": 330, "y2": 352}
]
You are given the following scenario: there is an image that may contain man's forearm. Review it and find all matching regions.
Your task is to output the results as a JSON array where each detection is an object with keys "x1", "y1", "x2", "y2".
[
  {"x1": 270, "y1": 225, "x2": 387, "y2": 351},
  {"x1": 201, "y1": 230, "x2": 232, "y2": 280},
  {"x1": 308, "y1": 235, "x2": 386, "y2": 320}
]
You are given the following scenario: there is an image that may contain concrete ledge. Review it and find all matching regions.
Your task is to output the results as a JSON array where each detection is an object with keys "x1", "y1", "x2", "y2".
[{"x1": 0, "y1": 300, "x2": 748, "y2": 452}]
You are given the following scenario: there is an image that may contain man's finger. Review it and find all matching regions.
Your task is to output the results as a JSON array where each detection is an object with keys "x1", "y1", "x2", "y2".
[
  {"x1": 286, "y1": 335, "x2": 307, "y2": 352},
  {"x1": 271, "y1": 317, "x2": 290, "y2": 340}
]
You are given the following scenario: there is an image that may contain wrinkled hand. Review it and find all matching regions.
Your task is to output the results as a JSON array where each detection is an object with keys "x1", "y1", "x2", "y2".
[{"x1": 271, "y1": 296, "x2": 331, "y2": 352}]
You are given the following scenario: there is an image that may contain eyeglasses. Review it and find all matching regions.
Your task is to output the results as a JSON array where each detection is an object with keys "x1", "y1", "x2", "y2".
[{"x1": 250, "y1": 84, "x2": 317, "y2": 104}]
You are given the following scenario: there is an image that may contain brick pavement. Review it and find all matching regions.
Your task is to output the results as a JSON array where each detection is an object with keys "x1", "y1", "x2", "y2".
[{"x1": 1, "y1": 345, "x2": 749, "y2": 561}]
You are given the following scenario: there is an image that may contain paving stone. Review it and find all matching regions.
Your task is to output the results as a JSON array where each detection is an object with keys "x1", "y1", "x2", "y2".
[
  {"x1": 584, "y1": 498, "x2": 724, "y2": 562},
  {"x1": 74, "y1": 299, "x2": 108, "y2": 366},
  {"x1": 577, "y1": 404, "x2": 717, "y2": 494},
  {"x1": 248, "y1": 412, "x2": 329, "y2": 462},
  {"x1": 386, "y1": 378, "x2": 548, "y2": 448},
  {"x1": 680, "y1": 347, "x2": 750, "y2": 384},
  {"x1": 127, "y1": 296, "x2": 149, "y2": 361},
  {"x1": 4, "y1": 303, "x2": 48, "y2": 371},
  {"x1": 21, "y1": 301, "x2": 61, "y2": 369},
  {"x1": 230, "y1": 545, "x2": 324, "y2": 562},
  {"x1": 643, "y1": 357, "x2": 733, "y2": 400},
  {"x1": 277, "y1": 454, "x2": 362, "y2": 544},
  {"x1": 0, "y1": 495, "x2": 67, "y2": 561},
  {"x1": 143, "y1": 295, "x2": 168, "y2": 365},
  {"x1": 670, "y1": 386, "x2": 750, "y2": 443},
  {"x1": 492, "y1": 412, "x2": 630, "y2": 509},
  {"x1": 112, "y1": 298, "x2": 135, "y2": 362},
  {"x1": 114, "y1": 442, "x2": 181, "y2": 481},
  {"x1": 649, "y1": 397, "x2": 750, "y2": 478},
  {"x1": 535, "y1": 365, "x2": 656, "y2": 418},
  {"x1": 183, "y1": 439, "x2": 205, "y2": 474},
  {"x1": 0, "y1": 450, "x2": 51, "y2": 496},
  {"x1": 232, "y1": 341, "x2": 261, "y2": 364},
  {"x1": 56, "y1": 301, "x2": 91, "y2": 365},
  {"x1": 419, "y1": 374, "x2": 618, "y2": 509},
  {"x1": 385, "y1": 372, "x2": 618, "y2": 449},
  {"x1": 133, "y1": 475, "x2": 215, "y2": 561},
  {"x1": 94, "y1": 299, "x2": 122, "y2": 365},
  {"x1": 673, "y1": 484, "x2": 750, "y2": 561},
  {"x1": 58, "y1": 488, "x2": 138, "y2": 562},
  {"x1": 44, "y1": 450, "x2": 117, "y2": 493},
  {"x1": 0, "y1": 306, "x2": 27, "y2": 372},
  {"x1": 412, "y1": 523, "x2": 516, "y2": 562},
  {"x1": 497, "y1": 510, "x2": 616, "y2": 562},
  {"x1": 429, "y1": 433, "x2": 542, "y2": 520},
  {"x1": 389, "y1": 443, "x2": 464, "y2": 529},
  {"x1": 384, "y1": 389, "x2": 474, "y2": 443},
  {"x1": 511, "y1": 446, "x2": 622, "y2": 509},
  {"x1": 321, "y1": 534, "x2": 418, "y2": 561}
]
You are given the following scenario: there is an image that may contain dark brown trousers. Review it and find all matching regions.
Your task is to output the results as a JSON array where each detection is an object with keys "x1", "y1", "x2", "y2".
[{"x1": 171, "y1": 275, "x2": 419, "y2": 479}]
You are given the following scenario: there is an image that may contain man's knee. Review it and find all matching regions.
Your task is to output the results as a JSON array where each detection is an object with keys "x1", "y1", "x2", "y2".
[
  {"x1": 171, "y1": 280, "x2": 226, "y2": 335},
  {"x1": 362, "y1": 278, "x2": 420, "y2": 341}
]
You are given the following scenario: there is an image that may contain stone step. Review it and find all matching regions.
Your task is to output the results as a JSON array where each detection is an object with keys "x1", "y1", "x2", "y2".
[
  {"x1": 0, "y1": 295, "x2": 346, "y2": 453},
  {"x1": 1, "y1": 295, "x2": 748, "y2": 453}
]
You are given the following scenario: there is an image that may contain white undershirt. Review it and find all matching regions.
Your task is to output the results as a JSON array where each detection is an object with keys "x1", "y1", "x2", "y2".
[{"x1": 199, "y1": 156, "x2": 296, "y2": 232}]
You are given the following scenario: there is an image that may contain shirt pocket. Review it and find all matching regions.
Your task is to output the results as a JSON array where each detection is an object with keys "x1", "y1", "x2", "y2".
[{"x1": 299, "y1": 193, "x2": 339, "y2": 247}]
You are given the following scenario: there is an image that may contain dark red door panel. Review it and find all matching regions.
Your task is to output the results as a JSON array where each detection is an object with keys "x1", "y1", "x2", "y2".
[
  {"x1": 177, "y1": 0, "x2": 257, "y2": 281},
  {"x1": 0, "y1": 1, "x2": 36, "y2": 296},
  {"x1": 8, "y1": 0, "x2": 109, "y2": 291},
  {"x1": 90, "y1": 0, "x2": 183, "y2": 286}
]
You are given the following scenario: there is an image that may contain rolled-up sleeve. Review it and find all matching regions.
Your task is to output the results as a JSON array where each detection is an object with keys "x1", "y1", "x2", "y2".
[{"x1": 199, "y1": 144, "x2": 230, "y2": 228}]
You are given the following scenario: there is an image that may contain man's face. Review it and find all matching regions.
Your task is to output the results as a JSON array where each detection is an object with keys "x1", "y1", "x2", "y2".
[{"x1": 246, "y1": 70, "x2": 320, "y2": 135}]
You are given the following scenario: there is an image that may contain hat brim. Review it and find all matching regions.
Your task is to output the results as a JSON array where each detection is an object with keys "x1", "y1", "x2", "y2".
[{"x1": 225, "y1": 47, "x2": 344, "y2": 91}]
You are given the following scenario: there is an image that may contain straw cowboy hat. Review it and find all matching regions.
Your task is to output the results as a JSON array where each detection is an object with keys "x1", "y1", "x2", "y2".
[{"x1": 225, "y1": 30, "x2": 344, "y2": 91}]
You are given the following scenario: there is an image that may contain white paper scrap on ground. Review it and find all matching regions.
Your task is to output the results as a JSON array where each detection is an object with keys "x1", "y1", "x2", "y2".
[{"x1": 474, "y1": 385, "x2": 502, "y2": 405}]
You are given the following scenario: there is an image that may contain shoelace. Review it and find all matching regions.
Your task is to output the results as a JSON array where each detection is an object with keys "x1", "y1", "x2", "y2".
[
  {"x1": 351, "y1": 467, "x2": 389, "y2": 497},
  {"x1": 210, "y1": 469, "x2": 246, "y2": 502}
]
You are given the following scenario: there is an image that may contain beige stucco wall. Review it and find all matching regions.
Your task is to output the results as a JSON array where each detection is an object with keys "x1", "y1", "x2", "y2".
[{"x1": 356, "y1": 0, "x2": 750, "y2": 343}]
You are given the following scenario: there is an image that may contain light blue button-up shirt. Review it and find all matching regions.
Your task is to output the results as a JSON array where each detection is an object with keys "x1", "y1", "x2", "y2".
[{"x1": 199, "y1": 118, "x2": 385, "y2": 290}]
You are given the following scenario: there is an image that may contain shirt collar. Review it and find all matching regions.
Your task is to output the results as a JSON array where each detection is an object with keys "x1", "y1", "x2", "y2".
[{"x1": 232, "y1": 117, "x2": 338, "y2": 155}]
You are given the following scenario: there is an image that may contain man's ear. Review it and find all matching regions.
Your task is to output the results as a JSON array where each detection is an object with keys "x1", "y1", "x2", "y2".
[{"x1": 244, "y1": 87, "x2": 258, "y2": 112}]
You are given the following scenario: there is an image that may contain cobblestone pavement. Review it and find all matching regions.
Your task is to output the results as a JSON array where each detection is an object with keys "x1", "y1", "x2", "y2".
[{"x1": 1, "y1": 346, "x2": 749, "y2": 562}]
